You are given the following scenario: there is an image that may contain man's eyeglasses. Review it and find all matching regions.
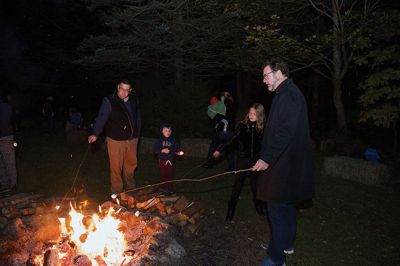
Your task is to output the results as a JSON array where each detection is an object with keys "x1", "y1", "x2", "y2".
[
  {"x1": 263, "y1": 71, "x2": 274, "y2": 79},
  {"x1": 118, "y1": 87, "x2": 132, "y2": 93}
]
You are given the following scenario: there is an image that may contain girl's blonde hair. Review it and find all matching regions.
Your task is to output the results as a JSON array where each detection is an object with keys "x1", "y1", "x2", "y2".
[{"x1": 244, "y1": 103, "x2": 265, "y2": 132}]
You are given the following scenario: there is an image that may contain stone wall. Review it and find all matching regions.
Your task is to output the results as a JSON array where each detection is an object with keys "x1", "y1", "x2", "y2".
[{"x1": 322, "y1": 156, "x2": 389, "y2": 185}]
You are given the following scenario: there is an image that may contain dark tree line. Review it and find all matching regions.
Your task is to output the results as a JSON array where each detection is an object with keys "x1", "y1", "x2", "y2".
[{"x1": 1, "y1": 0, "x2": 399, "y2": 150}]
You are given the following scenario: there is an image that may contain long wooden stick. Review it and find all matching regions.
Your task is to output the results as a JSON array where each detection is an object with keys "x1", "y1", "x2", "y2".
[{"x1": 111, "y1": 168, "x2": 253, "y2": 198}]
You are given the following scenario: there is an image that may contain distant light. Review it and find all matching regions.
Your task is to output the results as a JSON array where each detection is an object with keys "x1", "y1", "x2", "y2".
[{"x1": 13, "y1": 142, "x2": 18, "y2": 147}]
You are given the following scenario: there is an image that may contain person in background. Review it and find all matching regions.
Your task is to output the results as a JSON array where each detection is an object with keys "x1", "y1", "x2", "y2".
[
  {"x1": 364, "y1": 146, "x2": 380, "y2": 164},
  {"x1": 252, "y1": 58, "x2": 314, "y2": 266},
  {"x1": 209, "y1": 96, "x2": 219, "y2": 105},
  {"x1": 204, "y1": 91, "x2": 236, "y2": 170},
  {"x1": 42, "y1": 96, "x2": 55, "y2": 134},
  {"x1": 88, "y1": 79, "x2": 141, "y2": 194},
  {"x1": 153, "y1": 123, "x2": 182, "y2": 193},
  {"x1": 220, "y1": 103, "x2": 267, "y2": 221},
  {"x1": 220, "y1": 91, "x2": 236, "y2": 131},
  {"x1": 203, "y1": 118, "x2": 235, "y2": 170},
  {"x1": 0, "y1": 92, "x2": 17, "y2": 196},
  {"x1": 68, "y1": 107, "x2": 83, "y2": 129}
]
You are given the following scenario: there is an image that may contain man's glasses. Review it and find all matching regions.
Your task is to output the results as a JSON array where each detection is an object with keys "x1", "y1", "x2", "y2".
[
  {"x1": 263, "y1": 71, "x2": 274, "y2": 79},
  {"x1": 118, "y1": 87, "x2": 132, "y2": 93}
]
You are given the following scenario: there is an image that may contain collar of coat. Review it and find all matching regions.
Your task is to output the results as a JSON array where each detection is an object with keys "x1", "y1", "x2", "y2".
[{"x1": 275, "y1": 78, "x2": 291, "y2": 94}]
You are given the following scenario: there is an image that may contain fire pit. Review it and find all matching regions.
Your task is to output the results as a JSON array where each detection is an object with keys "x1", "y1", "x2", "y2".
[{"x1": 0, "y1": 195, "x2": 187, "y2": 266}]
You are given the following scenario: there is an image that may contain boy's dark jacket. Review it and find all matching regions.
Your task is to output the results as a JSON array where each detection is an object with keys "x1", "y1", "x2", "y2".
[{"x1": 153, "y1": 131, "x2": 180, "y2": 161}]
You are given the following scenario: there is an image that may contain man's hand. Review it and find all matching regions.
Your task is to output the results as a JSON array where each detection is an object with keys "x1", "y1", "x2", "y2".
[
  {"x1": 161, "y1": 148, "x2": 170, "y2": 154},
  {"x1": 252, "y1": 159, "x2": 269, "y2": 171},
  {"x1": 88, "y1": 135, "x2": 97, "y2": 143}
]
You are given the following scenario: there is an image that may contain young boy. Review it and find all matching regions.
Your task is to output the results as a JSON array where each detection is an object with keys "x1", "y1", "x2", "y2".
[{"x1": 153, "y1": 123, "x2": 181, "y2": 192}]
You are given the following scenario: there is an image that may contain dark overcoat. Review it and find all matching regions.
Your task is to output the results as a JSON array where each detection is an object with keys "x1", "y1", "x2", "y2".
[{"x1": 257, "y1": 79, "x2": 314, "y2": 203}]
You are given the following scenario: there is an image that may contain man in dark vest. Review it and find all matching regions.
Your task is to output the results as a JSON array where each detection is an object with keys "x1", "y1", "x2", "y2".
[
  {"x1": 252, "y1": 58, "x2": 314, "y2": 266},
  {"x1": 88, "y1": 79, "x2": 141, "y2": 194}
]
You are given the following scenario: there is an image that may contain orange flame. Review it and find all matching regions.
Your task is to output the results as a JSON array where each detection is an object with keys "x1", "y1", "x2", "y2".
[{"x1": 58, "y1": 204, "x2": 128, "y2": 265}]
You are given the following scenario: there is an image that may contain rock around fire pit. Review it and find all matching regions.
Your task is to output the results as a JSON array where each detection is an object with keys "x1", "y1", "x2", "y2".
[{"x1": 0, "y1": 191, "x2": 203, "y2": 266}]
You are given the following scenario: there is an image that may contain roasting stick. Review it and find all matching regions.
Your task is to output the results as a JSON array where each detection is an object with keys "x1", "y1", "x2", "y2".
[
  {"x1": 61, "y1": 144, "x2": 91, "y2": 205},
  {"x1": 111, "y1": 168, "x2": 253, "y2": 199}
]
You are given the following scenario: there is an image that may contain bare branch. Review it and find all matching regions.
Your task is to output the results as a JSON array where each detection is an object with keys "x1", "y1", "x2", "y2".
[{"x1": 308, "y1": 0, "x2": 334, "y2": 21}]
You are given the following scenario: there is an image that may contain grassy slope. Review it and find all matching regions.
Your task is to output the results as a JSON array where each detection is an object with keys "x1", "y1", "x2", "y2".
[{"x1": 15, "y1": 131, "x2": 400, "y2": 265}]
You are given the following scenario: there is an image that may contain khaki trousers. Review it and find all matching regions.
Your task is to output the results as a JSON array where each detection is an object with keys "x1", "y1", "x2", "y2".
[{"x1": 106, "y1": 137, "x2": 138, "y2": 193}]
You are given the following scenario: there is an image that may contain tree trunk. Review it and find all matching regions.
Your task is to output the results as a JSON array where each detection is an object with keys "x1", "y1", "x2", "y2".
[
  {"x1": 174, "y1": 55, "x2": 183, "y2": 84},
  {"x1": 236, "y1": 70, "x2": 245, "y2": 122},
  {"x1": 174, "y1": 6, "x2": 184, "y2": 85},
  {"x1": 393, "y1": 121, "x2": 398, "y2": 154},
  {"x1": 332, "y1": 78, "x2": 347, "y2": 135},
  {"x1": 311, "y1": 69, "x2": 320, "y2": 133},
  {"x1": 332, "y1": 0, "x2": 347, "y2": 136}
]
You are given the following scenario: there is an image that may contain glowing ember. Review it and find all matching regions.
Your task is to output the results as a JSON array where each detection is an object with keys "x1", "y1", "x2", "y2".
[{"x1": 111, "y1": 193, "x2": 118, "y2": 199}]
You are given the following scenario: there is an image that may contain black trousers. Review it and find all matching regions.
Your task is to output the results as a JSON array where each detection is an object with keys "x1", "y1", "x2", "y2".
[{"x1": 229, "y1": 157, "x2": 259, "y2": 205}]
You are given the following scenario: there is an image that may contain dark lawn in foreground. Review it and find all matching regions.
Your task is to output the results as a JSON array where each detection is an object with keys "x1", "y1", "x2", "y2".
[{"x1": 15, "y1": 131, "x2": 400, "y2": 265}]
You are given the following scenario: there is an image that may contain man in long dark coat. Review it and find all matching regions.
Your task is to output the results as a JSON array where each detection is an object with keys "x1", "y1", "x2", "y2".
[{"x1": 252, "y1": 58, "x2": 314, "y2": 266}]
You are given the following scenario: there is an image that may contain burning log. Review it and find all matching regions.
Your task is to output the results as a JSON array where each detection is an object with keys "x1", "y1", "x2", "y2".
[
  {"x1": 0, "y1": 216, "x2": 7, "y2": 229},
  {"x1": 120, "y1": 192, "x2": 137, "y2": 207},
  {"x1": 43, "y1": 249, "x2": 59, "y2": 266},
  {"x1": 137, "y1": 197, "x2": 161, "y2": 210},
  {"x1": 0, "y1": 193, "x2": 44, "y2": 208},
  {"x1": 20, "y1": 207, "x2": 36, "y2": 216},
  {"x1": 2, "y1": 206, "x2": 20, "y2": 219},
  {"x1": 155, "y1": 201, "x2": 166, "y2": 216},
  {"x1": 73, "y1": 254, "x2": 91, "y2": 266},
  {"x1": 2, "y1": 203, "x2": 49, "y2": 218},
  {"x1": 172, "y1": 196, "x2": 190, "y2": 212},
  {"x1": 94, "y1": 255, "x2": 107, "y2": 266},
  {"x1": 159, "y1": 195, "x2": 180, "y2": 203},
  {"x1": 181, "y1": 202, "x2": 204, "y2": 224},
  {"x1": 0, "y1": 193, "x2": 190, "y2": 266},
  {"x1": 0, "y1": 193, "x2": 28, "y2": 208}
]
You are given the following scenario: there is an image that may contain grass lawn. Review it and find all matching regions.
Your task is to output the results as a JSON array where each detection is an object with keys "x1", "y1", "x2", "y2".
[{"x1": 15, "y1": 130, "x2": 400, "y2": 265}]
